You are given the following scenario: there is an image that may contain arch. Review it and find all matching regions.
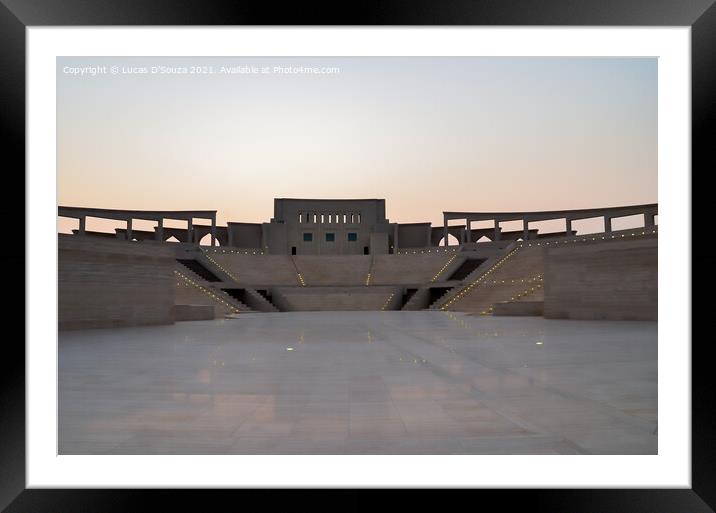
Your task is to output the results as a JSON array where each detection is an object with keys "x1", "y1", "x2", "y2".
[
  {"x1": 199, "y1": 233, "x2": 220, "y2": 246},
  {"x1": 437, "y1": 234, "x2": 460, "y2": 246}
]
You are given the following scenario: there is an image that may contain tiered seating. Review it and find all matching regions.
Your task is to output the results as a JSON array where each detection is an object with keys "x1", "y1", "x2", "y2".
[
  {"x1": 441, "y1": 246, "x2": 545, "y2": 314},
  {"x1": 205, "y1": 252, "x2": 460, "y2": 287},
  {"x1": 293, "y1": 256, "x2": 370, "y2": 286},
  {"x1": 208, "y1": 254, "x2": 299, "y2": 285},
  {"x1": 371, "y1": 253, "x2": 457, "y2": 285},
  {"x1": 273, "y1": 286, "x2": 399, "y2": 311}
]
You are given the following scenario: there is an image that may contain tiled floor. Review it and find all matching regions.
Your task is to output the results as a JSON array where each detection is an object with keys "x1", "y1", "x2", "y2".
[{"x1": 59, "y1": 311, "x2": 657, "y2": 454}]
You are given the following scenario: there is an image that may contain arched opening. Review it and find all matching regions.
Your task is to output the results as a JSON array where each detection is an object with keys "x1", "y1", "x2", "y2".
[
  {"x1": 199, "y1": 233, "x2": 220, "y2": 246},
  {"x1": 166, "y1": 236, "x2": 180, "y2": 243},
  {"x1": 437, "y1": 234, "x2": 460, "y2": 246}
]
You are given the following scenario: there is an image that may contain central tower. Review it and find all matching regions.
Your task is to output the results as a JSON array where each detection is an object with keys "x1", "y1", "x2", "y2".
[{"x1": 266, "y1": 198, "x2": 393, "y2": 255}]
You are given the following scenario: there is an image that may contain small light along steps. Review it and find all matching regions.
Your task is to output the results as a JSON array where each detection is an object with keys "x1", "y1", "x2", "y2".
[
  {"x1": 381, "y1": 292, "x2": 396, "y2": 310},
  {"x1": 482, "y1": 275, "x2": 543, "y2": 287},
  {"x1": 441, "y1": 246, "x2": 521, "y2": 310},
  {"x1": 201, "y1": 250, "x2": 239, "y2": 282},
  {"x1": 365, "y1": 254, "x2": 375, "y2": 286},
  {"x1": 442, "y1": 226, "x2": 657, "y2": 311},
  {"x1": 297, "y1": 273, "x2": 306, "y2": 286},
  {"x1": 397, "y1": 247, "x2": 458, "y2": 255},
  {"x1": 518, "y1": 227, "x2": 657, "y2": 250},
  {"x1": 480, "y1": 275, "x2": 544, "y2": 315},
  {"x1": 431, "y1": 254, "x2": 458, "y2": 282},
  {"x1": 174, "y1": 269, "x2": 241, "y2": 314},
  {"x1": 207, "y1": 248, "x2": 264, "y2": 255}
]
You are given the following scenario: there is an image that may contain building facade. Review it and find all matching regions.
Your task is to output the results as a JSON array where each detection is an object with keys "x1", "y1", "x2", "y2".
[{"x1": 263, "y1": 198, "x2": 394, "y2": 255}]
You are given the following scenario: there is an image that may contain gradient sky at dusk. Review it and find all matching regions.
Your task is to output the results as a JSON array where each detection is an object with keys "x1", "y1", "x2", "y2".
[{"x1": 57, "y1": 56, "x2": 657, "y2": 234}]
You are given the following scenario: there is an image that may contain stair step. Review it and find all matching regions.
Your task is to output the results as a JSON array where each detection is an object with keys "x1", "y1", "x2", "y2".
[{"x1": 177, "y1": 259, "x2": 221, "y2": 282}]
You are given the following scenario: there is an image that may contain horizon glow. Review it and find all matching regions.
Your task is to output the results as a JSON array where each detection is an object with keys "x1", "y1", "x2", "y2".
[{"x1": 57, "y1": 56, "x2": 657, "y2": 236}]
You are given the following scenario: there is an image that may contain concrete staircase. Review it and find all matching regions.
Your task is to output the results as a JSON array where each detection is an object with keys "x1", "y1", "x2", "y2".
[
  {"x1": 430, "y1": 243, "x2": 518, "y2": 309},
  {"x1": 436, "y1": 244, "x2": 545, "y2": 315},
  {"x1": 427, "y1": 286, "x2": 456, "y2": 309},
  {"x1": 244, "y1": 288, "x2": 281, "y2": 312},
  {"x1": 176, "y1": 258, "x2": 222, "y2": 282},
  {"x1": 174, "y1": 267, "x2": 253, "y2": 317}
]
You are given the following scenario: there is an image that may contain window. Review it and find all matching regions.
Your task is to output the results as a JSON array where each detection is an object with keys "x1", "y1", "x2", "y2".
[
  {"x1": 298, "y1": 213, "x2": 303, "y2": 223},
  {"x1": 336, "y1": 213, "x2": 340, "y2": 223},
  {"x1": 343, "y1": 214, "x2": 347, "y2": 223},
  {"x1": 350, "y1": 213, "x2": 354, "y2": 223},
  {"x1": 313, "y1": 213, "x2": 317, "y2": 223},
  {"x1": 326, "y1": 233, "x2": 335, "y2": 242},
  {"x1": 291, "y1": 246, "x2": 297, "y2": 255},
  {"x1": 347, "y1": 232, "x2": 357, "y2": 242},
  {"x1": 321, "y1": 214, "x2": 325, "y2": 223},
  {"x1": 358, "y1": 213, "x2": 362, "y2": 223},
  {"x1": 303, "y1": 233, "x2": 313, "y2": 242}
]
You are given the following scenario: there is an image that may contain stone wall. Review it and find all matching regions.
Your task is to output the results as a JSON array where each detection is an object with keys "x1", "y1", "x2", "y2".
[
  {"x1": 227, "y1": 222, "x2": 262, "y2": 248},
  {"x1": 397, "y1": 223, "x2": 431, "y2": 248},
  {"x1": 172, "y1": 304, "x2": 214, "y2": 322},
  {"x1": 58, "y1": 235, "x2": 175, "y2": 330},
  {"x1": 543, "y1": 237, "x2": 657, "y2": 321}
]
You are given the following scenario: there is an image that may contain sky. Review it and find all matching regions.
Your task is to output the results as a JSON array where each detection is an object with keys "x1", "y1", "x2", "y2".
[{"x1": 57, "y1": 56, "x2": 657, "y2": 235}]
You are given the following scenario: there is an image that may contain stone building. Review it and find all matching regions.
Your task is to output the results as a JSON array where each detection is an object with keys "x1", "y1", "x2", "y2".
[{"x1": 231, "y1": 198, "x2": 395, "y2": 255}]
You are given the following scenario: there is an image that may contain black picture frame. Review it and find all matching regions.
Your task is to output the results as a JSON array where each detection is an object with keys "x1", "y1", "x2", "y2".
[{"x1": 4, "y1": 0, "x2": 713, "y2": 511}]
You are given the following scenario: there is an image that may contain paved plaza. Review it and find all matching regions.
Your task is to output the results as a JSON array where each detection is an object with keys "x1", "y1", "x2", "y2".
[{"x1": 59, "y1": 311, "x2": 657, "y2": 454}]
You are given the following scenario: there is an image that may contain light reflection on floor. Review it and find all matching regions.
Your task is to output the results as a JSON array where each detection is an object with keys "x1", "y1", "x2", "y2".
[{"x1": 59, "y1": 311, "x2": 657, "y2": 454}]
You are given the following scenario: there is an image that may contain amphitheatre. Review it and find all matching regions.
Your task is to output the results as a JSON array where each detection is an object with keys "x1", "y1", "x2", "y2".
[{"x1": 58, "y1": 198, "x2": 658, "y2": 455}]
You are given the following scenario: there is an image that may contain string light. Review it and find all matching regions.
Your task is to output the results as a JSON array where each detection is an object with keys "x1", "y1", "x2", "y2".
[
  {"x1": 381, "y1": 292, "x2": 396, "y2": 310},
  {"x1": 202, "y1": 252, "x2": 239, "y2": 282},
  {"x1": 441, "y1": 226, "x2": 655, "y2": 312},
  {"x1": 173, "y1": 269, "x2": 240, "y2": 314},
  {"x1": 431, "y1": 254, "x2": 458, "y2": 282}
]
